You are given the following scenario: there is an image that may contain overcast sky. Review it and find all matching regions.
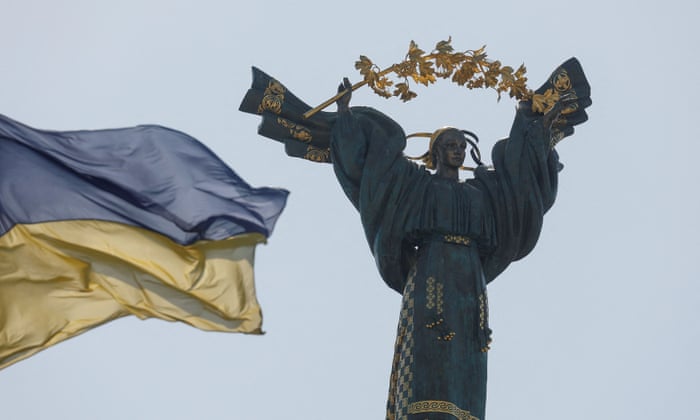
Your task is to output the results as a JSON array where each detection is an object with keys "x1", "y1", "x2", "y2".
[{"x1": 1, "y1": 1, "x2": 698, "y2": 419}]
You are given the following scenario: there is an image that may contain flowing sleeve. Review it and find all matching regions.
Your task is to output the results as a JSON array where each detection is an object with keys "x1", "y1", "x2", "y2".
[
  {"x1": 239, "y1": 68, "x2": 430, "y2": 293},
  {"x1": 330, "y1": 107, "x2": 432, "y2": 293},
  {"x1": 470, "y1": 57, "x2": 591, "y2": 283},
  {"x1": 469, "y1": 110, "x2": 560, "y2": 283}
]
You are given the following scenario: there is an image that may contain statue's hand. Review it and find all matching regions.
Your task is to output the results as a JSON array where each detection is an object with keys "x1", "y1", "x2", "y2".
[
  {"x1": 336, "y1": 77, "x2": 352, "y2": 113},
  {"x1": 543, "y1": 92, "x2": 576, "y2": 128}
]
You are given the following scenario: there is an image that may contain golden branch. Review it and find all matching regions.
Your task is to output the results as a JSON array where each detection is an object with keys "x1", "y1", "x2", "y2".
[
  {"x1": 303, "y1": 37, "x2": 556, "y2": 119},
  {"x1": 302, "y1": 64, "x2": 400, "y2": 119}
]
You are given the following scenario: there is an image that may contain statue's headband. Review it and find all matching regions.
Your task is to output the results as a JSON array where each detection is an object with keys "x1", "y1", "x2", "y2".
[{"x1": 406, "y1": 127, "x2": 483, "y2": 171}]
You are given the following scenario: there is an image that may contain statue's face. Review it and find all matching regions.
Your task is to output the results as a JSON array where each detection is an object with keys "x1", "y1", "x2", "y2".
[{"x1": 434, "y1": 130, "x2": 467, "y2": 170}]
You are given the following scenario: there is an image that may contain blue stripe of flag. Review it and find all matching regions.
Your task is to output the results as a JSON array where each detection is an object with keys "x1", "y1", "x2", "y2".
[{"x1": 0, "y1": 114, "x2": 288, "y2": 244}]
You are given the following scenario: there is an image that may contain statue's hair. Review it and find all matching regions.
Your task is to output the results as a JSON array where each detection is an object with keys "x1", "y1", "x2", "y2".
[{"x1": 406, "y1": 127, "x2": 483, "y2": 171}]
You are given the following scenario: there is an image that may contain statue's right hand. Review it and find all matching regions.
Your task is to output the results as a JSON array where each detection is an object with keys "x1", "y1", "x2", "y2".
[{"x1": 336, "y1": 77, "x2": 352, "y2": 113}]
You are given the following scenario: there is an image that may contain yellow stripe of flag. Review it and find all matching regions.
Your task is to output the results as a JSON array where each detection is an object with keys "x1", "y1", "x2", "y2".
[{"x1": 0, "y1": 220, "x2": 265, "y2": 370}]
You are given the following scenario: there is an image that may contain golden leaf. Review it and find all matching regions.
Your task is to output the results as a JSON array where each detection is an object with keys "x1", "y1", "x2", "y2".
[
  {"x1": 509, "y1": 80, "x2": 531, "y2": 99},
  {"x1": 403, "y1": 90, "x2": 418, "y2": 102},
  {"x1": 375, "y1": 76, "x2": 393, "y2": 90},
  {"x1": 412, "y1": 74, "x2": 436, "y2": 86},
  {"x1": 365, "y1": 71, "x2": 377, "y2": 84},
  {"x1": 354, "y1": 39, "x2": 533, "y2": 107},
  {"x1": 393, "y1": 82, "x2": 417, "y2": 102},
  {"x1": 499, "y1": 66, "x2": 515, "y2": 86},
  {"x1": 371, "y1": 85, "x2": 393, "y2": 98},
  {"x1": 355, "y1": 55, "x2": 373, "y2": 75},
  {"x1": 452, "y1": 64, "x2": 475, "y2": 86},
  {"x1": 448, "y1": 52, "x2": 466, "y2": 66},
  {"x1": 407, "y1": 40, "x2": 425, "y2": 61},
  {"x1": 531, "y1": 88, "x2": 560, "y2": 113},
  {"x1": 484, "y1": 74, "x2": 498, "y2": 88},
  {"x1": 434, "y1": 57, "x2": 453, "y2": 78},
  {"x1": 411, "y1": 60, "x2": 436, "y2": 86},
  {"x1": 467, "y1": 77, "x2": 485, "y2": 89},
  {"x1": 471, "y1": 45, "x2": 487, "y2": 62},
  {"x1": 395, "y1": 61, "x2": 416, "y2": 78},
  {"x1": 434, "y1": 37, "x2": 454, "y2": 54},
  {"x1": 419, "y1": 60, "x2": 435, "y2": 74}
]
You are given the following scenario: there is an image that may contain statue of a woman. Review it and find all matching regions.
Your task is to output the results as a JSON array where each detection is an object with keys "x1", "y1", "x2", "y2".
[{"x1": 240, "y1": 58, "x2": 591, "y2": 420}]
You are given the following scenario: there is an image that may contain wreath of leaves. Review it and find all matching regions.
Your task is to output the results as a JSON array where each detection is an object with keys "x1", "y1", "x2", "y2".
[{"x1": 354, "y1": 37, "x2": 557, "y2": 113}]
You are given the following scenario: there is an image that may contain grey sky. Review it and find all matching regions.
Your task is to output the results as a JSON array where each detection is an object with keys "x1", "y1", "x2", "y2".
[{"x1": 1, "y1": 1, "x2": 698, "y2": 419}]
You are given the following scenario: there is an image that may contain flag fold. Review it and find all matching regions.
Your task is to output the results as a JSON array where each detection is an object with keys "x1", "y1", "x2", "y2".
[{"x1": 0, "y1": 114, "x2": 288, "y2": 370}]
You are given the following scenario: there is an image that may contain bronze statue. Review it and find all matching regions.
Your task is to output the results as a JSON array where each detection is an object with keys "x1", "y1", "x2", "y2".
[{"x1": 240, "y1": 55, "x2": 590, "y2": 420}]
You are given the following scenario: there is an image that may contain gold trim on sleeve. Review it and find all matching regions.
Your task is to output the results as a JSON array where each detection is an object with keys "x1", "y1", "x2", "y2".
[
  {"x1": 257, "y1": 80, "x2": 286, "y2": 114},
  {"x1": 277, "y1": 117, "x2": 313, "y2": 142},
  {"x1": 443, "y1": 235, "x2": 471, "y2": 246},
  {"x1": 304, "y1": 145, "x2": 331, "y2": 163}
]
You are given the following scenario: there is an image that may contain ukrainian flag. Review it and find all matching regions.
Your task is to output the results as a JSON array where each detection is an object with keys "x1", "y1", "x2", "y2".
[{"x1": 0, "y1": 114, "x2": 288, "y2": 370}]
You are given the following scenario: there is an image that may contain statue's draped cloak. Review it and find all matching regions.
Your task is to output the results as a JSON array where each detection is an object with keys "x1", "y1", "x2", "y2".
[
  {"x1": 329, "y1": 107, "x2": 559, "y2": 420},
  {"x1": 239, "y1": 58, "x2": 590, "y2": 420}
]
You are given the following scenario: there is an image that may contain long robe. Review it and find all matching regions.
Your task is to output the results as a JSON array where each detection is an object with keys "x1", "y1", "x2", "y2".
[
  {"x1": 330, "y1": 105, "x2": 560, "y2": 420},
  {"x1": 240, "y1": 58, "x2": 591, "y2": 420}
]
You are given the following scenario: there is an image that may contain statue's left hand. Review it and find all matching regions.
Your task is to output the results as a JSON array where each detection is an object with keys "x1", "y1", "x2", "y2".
[{"x1": 543, "y1": 93, "x2": 576, "y2": 128}]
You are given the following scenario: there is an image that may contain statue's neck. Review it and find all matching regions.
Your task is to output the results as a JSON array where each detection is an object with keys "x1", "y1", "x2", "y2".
[{"x1": 435, "y1": 167, "x2": 459, "y2": 181}]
